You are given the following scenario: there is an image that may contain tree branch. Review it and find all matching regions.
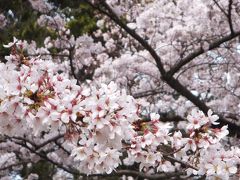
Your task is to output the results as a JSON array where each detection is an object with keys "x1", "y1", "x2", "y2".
[
  {"x1": 213, "y1": 0, "x2": 228, "y2": 17},
  {"x1": 68, "y1": 47, "x2": 80, "y2": 85},
  {"x1": 8, "y1": 136, "x2": 187, "y2": 179},
  {"x1": 228, "y1": 0, "x2": 234, "y2": 34},
  {"x1": 212, "y1": 0, "x2": 234, "y2": 34},
  {"x1": 10, "y1": 135, "x2": 63, "y2": 149},
  {"x1": 133, "y1": 89, "x2": 172, "y2": 98},
  {"x1": 36, "y1": 134, "x2": 64, "y2": 150},
  {"x1": 9, "y1": 138, "x2": 78, "y2": 175},
  {"x1": 167, "y1": 31, "x2": 240, "y2": 77},
  {"x1": 163, "y1": 155, "x2": 197, "y2": 170}
]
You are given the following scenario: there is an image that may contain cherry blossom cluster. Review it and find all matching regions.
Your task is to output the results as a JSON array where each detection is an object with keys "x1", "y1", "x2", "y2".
[
  {"x1": 123, "y1": 110, "x2": 239, "y2": 179},
  {"x1": 28, "y1": 0, "x2": 53, "y2": 13},
  {"x1": 70, "y1": 81, "x2": 140, "y2": 174},
  {"x1": 124, "y1": 113, "x2": 174, "y2": 172},
  {"x1": 0, "y1": 41, "x2": 68, "y2": 136},
  {"x1": 0, "y1": 38, "x2": 139, "y2": 174},
  {"x1": 0, "y1": 32, "x2": 240, "y2": 179},
  {"x1": 180, "y1": 109, "x2": 239, "y2": 179}
]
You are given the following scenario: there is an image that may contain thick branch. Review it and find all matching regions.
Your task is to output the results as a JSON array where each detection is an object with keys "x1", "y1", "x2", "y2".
[
  {"x1": 167, "y1": 30, "x2": 240, "y2": 77},
  {"x1": 228, "y1": 0, "x2": 234, "y2": 34},
  {"x1": 163, "y1": 76, "x2": 240, "y2": 135}
]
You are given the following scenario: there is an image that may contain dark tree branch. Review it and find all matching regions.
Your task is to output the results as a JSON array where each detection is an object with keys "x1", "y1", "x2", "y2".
[
  {"x1": 7, "y1": 136, "x2": 187, "y2": 179},
  {"x1": 213, "y1": 0, "x2": 228, "y2": 16},
  {"x1": 9, "y1": 137, "x2": 79, "y2": 175},
  {"x1": 167, "y1": 31, "x2": 240, "y2": 77},
  {"x1": 55, "y1": 140, "x2": 71, "y2": 155},
  {"x1": 133, "y1": 89, "x2": 171, "y2": 98},
  {"x1": 68, "y1": 47, "x2": 80, "y2": 85},
  {"x1": 228, "y1": 0, "x2": 234, "y2": 34},
  {"x1": 163, "y1": 155, "x2": 197, "y2": 170},
  {"x1": 10, "y1": 135, "x2": 64, "y2": 150},
  {"x1": 212, "y1": 0, "x2": 234, "y2": 34},
  {"x1": 36, "y1": 134, "x2": 64, "y2": 149},
  {"x1": 7, "y1": 133, "x2": 195, "y2": 179}
]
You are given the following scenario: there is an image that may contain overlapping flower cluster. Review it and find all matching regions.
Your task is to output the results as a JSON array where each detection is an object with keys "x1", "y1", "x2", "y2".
[
  {"x1": 0, "y1": 38, "x2": 239, "y2": 179},
  {"x1": 124, "y1": 113, "x2": 174, "y2": 172},
  {"x1": 123, "y1": 109, "x2": 239, "y2": 179},
  {"x1": 0, "y1": 39, "x2": 139, "y2": 174},
  {"x1": 70, "y1": 82, "x2": 139, "y2": 174},
  {"x1": 179, "y1": 110, "x2": 239, "y2": 179}
]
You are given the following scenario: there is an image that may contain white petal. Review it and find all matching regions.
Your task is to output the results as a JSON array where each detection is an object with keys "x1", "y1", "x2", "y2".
[{"x1": 61, "y1": 113, "x2": 69, "y2": 123}]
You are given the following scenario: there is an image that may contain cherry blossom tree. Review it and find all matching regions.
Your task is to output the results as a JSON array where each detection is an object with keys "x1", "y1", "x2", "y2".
[{"x1": 0, "y1": 0, "x2": 240, "y2": 179}]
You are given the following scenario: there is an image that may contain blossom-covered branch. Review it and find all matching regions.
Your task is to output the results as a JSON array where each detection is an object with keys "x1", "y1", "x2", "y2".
[{"x1": 87, "y1": 0, "x2": 240, "y2": 135}]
